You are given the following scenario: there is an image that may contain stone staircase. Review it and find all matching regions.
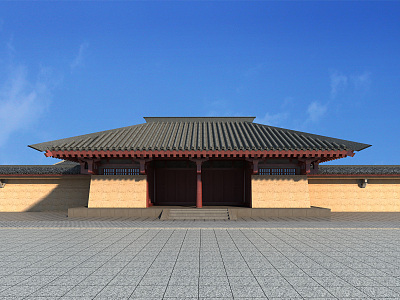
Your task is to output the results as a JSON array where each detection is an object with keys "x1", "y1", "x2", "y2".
[{"x1": 162, "y1": 208, "x2": 230, "y2": 220}]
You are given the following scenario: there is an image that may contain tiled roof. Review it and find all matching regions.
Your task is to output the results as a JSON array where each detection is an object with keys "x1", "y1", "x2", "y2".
[
  {"x1": 0, "y1": 162, "x2": 80, "y2": 175},
  {"x1": 53, "y1": 160, "x2": 80, "y2": 166},
  {"x1": 317, "y1": 165, "x2": 400, "y2": 175},
  {"x1": 29, "y1": 117, "x2": 371, "y2": 152}
]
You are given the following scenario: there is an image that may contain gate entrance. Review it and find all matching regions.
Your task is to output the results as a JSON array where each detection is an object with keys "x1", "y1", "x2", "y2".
[
  {"x1": 202, "y1": 161, "x2": 245, "y2": 206},
  {"x1": 153, "y1": 160, "x2": 248, "y2": 207}
]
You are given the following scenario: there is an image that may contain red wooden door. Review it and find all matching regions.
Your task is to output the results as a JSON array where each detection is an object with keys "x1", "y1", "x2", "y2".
[
  {"x1": 202, "y1": 168, "x2": 245, "y2": 206},
  {"x1": 155, "y1": 168, "x2": 196, "y2": 206}
]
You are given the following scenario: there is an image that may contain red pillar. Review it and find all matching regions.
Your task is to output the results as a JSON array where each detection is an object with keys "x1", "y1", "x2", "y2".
[
  {"x1": 147, "y1": 162, "x2": 153, "y2": 207},
  {"x1": 146, "y1": 176, "x2": 152, "y2": 207},
  {"x1": 139, "y1": 160, "x2": 146, "y2": 175},
  {"x1": 87, "y1": 159, "x2": 95, "y2": 175},
  {"x1": 78, "y1": 160, "x2": 87, "y2": 174},
  {"x1": 252, "y1": 160, "x2": 259, "y2": 175},
  {"x1": 196, "y1": 160, "x2": 202, "y2": 208},
  {"x1": 138, "y1": 159, "x2": 152, "y2": 208}
]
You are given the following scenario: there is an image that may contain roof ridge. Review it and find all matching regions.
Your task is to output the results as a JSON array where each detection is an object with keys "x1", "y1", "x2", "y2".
[{"x1": 144, "y1": 117, "x2": 256, "y2": 123}]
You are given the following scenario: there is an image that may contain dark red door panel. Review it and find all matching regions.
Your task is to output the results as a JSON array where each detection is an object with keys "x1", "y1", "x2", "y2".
[
  {"x1": 202, "y1": 168, "x2": 244, "y2": 206},
  {"x1": 155, "y1": 169, "x2": 196, "y2": 205}
]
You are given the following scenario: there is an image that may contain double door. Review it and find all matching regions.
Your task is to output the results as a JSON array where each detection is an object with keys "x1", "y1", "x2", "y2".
[{"x1": 154, "y1": 165, "x2": 246, "y2": 206}]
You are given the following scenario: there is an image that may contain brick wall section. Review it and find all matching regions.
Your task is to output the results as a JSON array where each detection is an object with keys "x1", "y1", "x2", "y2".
[
  {"x1": 88, "y1": 175, "x2": 147, "y2": 208},
  {"x1": 2, "y1": 175, "x2": 399, "y2": 212},
  {"x1": 0, "y1": 177, "x2": 90, "y2": 212},
  {"x1": 308, "y1": 178, "x2": 400, "y2": 212},
  {"x1": 251, "y1": 175, "x2": 311, "y2": 208}
]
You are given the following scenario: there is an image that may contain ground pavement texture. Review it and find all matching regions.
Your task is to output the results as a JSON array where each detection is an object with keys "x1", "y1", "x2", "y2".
[{"x1": 0, "y1": 212, "x2": 399, "y2": 299}]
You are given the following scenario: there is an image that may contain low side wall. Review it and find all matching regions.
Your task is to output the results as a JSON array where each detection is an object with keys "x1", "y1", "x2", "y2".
[
  {"x1": 3, "y1": 174, "x2": 399, "y2": 213},
  {"x1": 251, "y1": 175, "x2": 310, "y2": 208},
  {"x1": 88, "y1": 175, "x2": 147, "y2": 208},
  {"x1": 69, "y1": 207, "x2": 163, "y2": 218},
  {"x1": 0, "y1": 176, "x2": 90, "y2": 212},
  {"x1": 229, "y1": 207, "x2": 330, "y2": 219},
  {"x1": 309, "y1": 178, "x2": 400, "y2": 212}
]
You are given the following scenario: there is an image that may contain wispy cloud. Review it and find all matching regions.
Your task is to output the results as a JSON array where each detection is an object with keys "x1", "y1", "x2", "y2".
[
  {"x1": 258, "y1": 112, "x2": 289, "y2": 127},
  {"x1": 6, "y1": 35, "x2": 15, "y2": 56},
  {"x1": 0, "y1": 65, "x2": 51, "y2": 147},
  {"x1": 330, "y1": 72, "x2": 348, "y2": 99},
  {"x1": 306, "y1": 101, "x2": 328, "y2": 123},
  {"x1": 257, "y1": 70, "x2": 371, "y2": 132},
  {"x1": 330, "y1": 71, "x2": 372, "y2": 99},
  {"x1": 351, "y1": 71, "x2": 371, "y2": 91},
  {"x1": 70, "y1": 42, "x2": 89, "y2": 71}
]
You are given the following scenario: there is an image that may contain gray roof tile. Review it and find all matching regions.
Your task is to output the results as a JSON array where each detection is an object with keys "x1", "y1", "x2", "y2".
[
  {"x1": 317, "y1": 165, "x2": 400, "y2": 175},
  {"x1": 29, "y1": 117, "x2": 371, "y2": 152},
  {"x1": 0, "y1": 162, "x2": 81, "y2": 175}
]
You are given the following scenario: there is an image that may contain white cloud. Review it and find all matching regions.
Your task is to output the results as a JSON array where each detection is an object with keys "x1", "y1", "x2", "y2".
[
  {"x1": 330, "y1": 72, "x2": 348, "y2": 98},
  {"x1": 0, "y1": 65, "x2": 51, "y2": 147},
  {"x1": 70, "y1": 42, "x2": 89, "y2": 71},
  {"x1": 330, "y1": 71, "x2": 371, "y2": 99},
  {"x1": 258, "y1": 112, "x2": 289, "y2": 127},
  {"x1": 258, "y1": 71, "x2": 370, "y2": 130},
  {"x1": 351, "y1": 71, "x2": 371, "y2": 91},
  {"x1": 306, "y1": 101, "x2": 327, "y2": 123}
]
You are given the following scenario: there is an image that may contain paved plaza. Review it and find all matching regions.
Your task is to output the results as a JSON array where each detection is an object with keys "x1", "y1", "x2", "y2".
[{"x1": 0, "y1": 213, "x2": 399, "y2": 299}]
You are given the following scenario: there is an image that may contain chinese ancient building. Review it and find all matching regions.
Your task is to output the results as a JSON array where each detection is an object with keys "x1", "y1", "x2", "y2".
[{"x1": 1, "y1": 117, "x2": 400, "y2": 217}]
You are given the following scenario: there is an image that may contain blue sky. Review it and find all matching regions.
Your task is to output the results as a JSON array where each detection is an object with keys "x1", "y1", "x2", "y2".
[{"x1": 0, "y1": 2, "x2": 399, "y2": 165}]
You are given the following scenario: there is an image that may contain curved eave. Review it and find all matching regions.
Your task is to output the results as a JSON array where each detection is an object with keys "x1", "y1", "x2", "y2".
[
  {"x1": 355, "y1": 143, "x2": 372, "y2": 151},
  {"x1": 29, "y1": 142, "x2": 372, "y2": 153},
  {"x1": 28, "y1": 144, "x2": 45, "y2": 152},
  {"x1": 44, "y1": 149, "x2": 355, "y2": 162}
]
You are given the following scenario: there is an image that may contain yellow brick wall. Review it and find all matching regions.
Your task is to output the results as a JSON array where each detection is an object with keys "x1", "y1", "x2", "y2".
[
  {"x1": 88, "y1": 175, "x2": 147, "y2": 208},
  {"x1": 308, "y1": 178, "x2": 400, "y2": 212},
  {"x1": 0, "y1": 177, "x2": 90, "y2": 212},
  {"x1": 251, "y1": 175, "x2": 311, "y2": 208},
  {"x1": 3, "y1": 174, "x2": 399, "y2": 212}
]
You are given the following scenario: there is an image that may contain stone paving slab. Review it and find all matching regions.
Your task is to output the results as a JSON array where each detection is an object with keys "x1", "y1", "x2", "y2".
[
  {"x1": 0, "y1": 211, "x2": 399, "y2": 228},
  {"x1": 0, "y1": 213, "x2": 399, "y2": 299}
]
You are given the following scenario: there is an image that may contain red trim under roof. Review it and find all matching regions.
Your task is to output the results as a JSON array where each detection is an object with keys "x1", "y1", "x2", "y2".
[{"x1": 45, "y1": 149, "x2": 355, "y2": 162}]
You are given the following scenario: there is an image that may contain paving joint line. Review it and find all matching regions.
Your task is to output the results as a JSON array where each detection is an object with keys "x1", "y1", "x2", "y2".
[
  {"x1": 272, "y1": 228, "x2": 367, "y2": 298},
  {"x1": 1, "y1": 227, "x2": 400, "y2": 230},
  {"x1": 17, "y1": 228, "x2": 119, "y2": 298}
]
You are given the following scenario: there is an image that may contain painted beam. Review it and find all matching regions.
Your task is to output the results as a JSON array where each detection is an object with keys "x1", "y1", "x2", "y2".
[{"x1": 44, "y1": 149, "x2": 354, "y2": 162}]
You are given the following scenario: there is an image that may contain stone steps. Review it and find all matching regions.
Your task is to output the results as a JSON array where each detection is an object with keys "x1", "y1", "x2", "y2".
[{"x1": 167, "y1": 209, "x2": 229, "y2": 220}]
